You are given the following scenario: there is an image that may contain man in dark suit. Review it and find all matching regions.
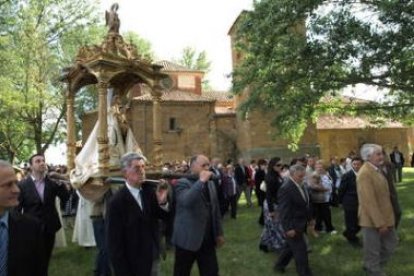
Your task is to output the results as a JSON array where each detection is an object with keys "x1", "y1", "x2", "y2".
[
  {"x1": 0, "y1": 160, "x2": 45, "y2": 276},
  {"x1": 209, "y1": 157, "x2": 225, "y2": 216},
  {"x1": 338, "y1": 157, "x2": 363, "y2": 246},
  {"x1": 234, "y1": 158, "x2": 252, "y2": 206},
  {"x1": 172, "y1": 154, "x2": 224, "y2": 276},
  {"x1": 389, "y1": 146, "x2": 405, "y2": 182},
  {"x1": 106, "y1": 152, "x2": 169, "y2": 276},
  {"x1": 16, "y1": 153, "x2": 69, "y2": 274},
  {"x1": 275, "y1": 164, "x2": 313, "y2": 276}
]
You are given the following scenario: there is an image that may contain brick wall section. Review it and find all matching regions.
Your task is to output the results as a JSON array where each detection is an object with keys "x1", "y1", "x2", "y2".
[
  {"x1": 318, "y1": 128, "x2": 413, "y2": 163},
  {"x1": 131, "y1": 101, "x2": 215, "y2": 162},
  {"x1": 236, "y1": 109, "x2": 320, "y2": 162}
]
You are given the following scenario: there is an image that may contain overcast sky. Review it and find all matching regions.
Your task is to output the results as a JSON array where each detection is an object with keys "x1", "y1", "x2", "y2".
[{"x1": 99, "y1": 0, "x2": 253, "y2": 91}]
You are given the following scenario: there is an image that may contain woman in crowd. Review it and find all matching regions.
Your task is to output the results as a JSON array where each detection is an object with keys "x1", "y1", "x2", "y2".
[
  {"x1": 259, "y1": 157, "x2": 286, "y2": 252},
  {"x1": 312, "y1": 160, "x2": 337, "y2": 234},
  {"x1": 255, "y1": 159, "x2": 267, "y2": 225}
]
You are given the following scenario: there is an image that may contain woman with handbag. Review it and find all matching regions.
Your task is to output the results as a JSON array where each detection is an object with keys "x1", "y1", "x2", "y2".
[
  {"x1": 259, "y1": 157, "x2": 286, "y2": 252},
  {"x1": 255, "y1": 159, "x2": 267, "y2": 225}
]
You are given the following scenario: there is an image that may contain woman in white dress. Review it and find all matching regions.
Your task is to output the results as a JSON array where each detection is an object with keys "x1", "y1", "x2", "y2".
[{"x1": 72, "y1": 191, "x2": 96, "y2": 247}]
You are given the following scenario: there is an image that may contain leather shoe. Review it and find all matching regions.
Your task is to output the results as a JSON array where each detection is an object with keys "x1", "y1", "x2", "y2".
[{"x1": 259, "y1": 244, "x2": 269, "y2": 253}]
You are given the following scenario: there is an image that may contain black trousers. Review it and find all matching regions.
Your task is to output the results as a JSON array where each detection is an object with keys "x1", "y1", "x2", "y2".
[
  {"x1": 224, "y1": 195, "x2": 238, "y2": 218},
  {"x1": 313, "y1": 202, "x2": 335, "y2": 232},
  {"x1": 343, "y1": 208, "x2": 360, "y2": 242},
  {"x1": 44, "y1": 231, "x2": 56, "y2": 276},
  {"x1": 174, "y1": 239, "x2": 219, "y2": 276},
  {"x1": 276, "y1": 233, "x2": 312, "y2": 276}
]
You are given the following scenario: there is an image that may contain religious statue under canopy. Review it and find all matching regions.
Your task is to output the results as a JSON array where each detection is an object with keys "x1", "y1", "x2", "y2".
[{"x1": 106, "y1": 3, "x2": 120, "y2": 34}]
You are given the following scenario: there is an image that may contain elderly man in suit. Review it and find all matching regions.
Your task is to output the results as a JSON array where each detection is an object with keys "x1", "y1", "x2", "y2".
[
  {"x1": 389, "y1": 146, "x2": 405, "y2": 183},
  {"x1": 106, "y1": 152, "x2": 169, "y2": 276},
  {"x1": 338, "y1": 156, "x2": 363, "y2": 246},
  {"x1": 274, "y1": 164, "x2": 313, "y2": 276},
  {"x1": 16, "y1": 153, "x2": 69, "y2": 274},
  {"x1": 358, "y1": 144, "x2": 398, "y2": 276},
  {"x1": 0, "y1": 160, "x2": 45, "y2": 276},
  {"x1": 234, "y1": 158, "x2": 252, "y2": 207},
  {"x1": 172, "y1": 154, "x2": 224, "y2": 276}
]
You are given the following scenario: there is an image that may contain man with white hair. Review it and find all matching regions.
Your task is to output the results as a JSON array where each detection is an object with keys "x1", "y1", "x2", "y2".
[
  {"x1": 274, "y1": 164, "x2": 312, "y2": 275},
  {"x1": 106, "y1": 152, "x2": 169, "y2": 276},
  {"x1": 357, "y1": 144, "x2": 397, "y2": 276}
]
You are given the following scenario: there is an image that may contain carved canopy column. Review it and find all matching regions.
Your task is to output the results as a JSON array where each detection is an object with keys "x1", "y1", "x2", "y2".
[
  {"x1": 151, "y1": 85, "x2": 163, "y2": 168},
  {"x1": 97, "y1": 80, "x2": 110, "y2": 175},
  {"x1": 66, "y1": 89, "x2": 76, "y2": 171}
]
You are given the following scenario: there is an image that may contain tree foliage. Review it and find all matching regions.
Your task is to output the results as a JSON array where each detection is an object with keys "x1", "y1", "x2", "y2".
[
  {"x1": 123, "y1": 31, "x2": 154, "y2": 61},
  {"x1": 233, "y1": 0, "x2": 414, "y2": 147},
  {"x1": 0, "y1": 0, "x2": 101, "y2": 163}
]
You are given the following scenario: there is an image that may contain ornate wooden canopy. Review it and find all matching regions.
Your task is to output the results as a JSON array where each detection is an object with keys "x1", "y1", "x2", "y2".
[{"x1": 60, "y1": 4, "x2": 166, "y2": 184}]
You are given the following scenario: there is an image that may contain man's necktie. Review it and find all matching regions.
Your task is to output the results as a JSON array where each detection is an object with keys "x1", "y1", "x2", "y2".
[
  {"x1": 0, "y1": 221, "x2": 8, "y2": 276},
  {"x1": 138, "y1": 189, "x2": 144, "y2": 212}
]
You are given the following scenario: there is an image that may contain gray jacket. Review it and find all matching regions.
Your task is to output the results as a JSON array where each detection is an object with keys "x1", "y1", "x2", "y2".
[{"x1": 172, "y1": 176, "x2": 223, "y2": 252}]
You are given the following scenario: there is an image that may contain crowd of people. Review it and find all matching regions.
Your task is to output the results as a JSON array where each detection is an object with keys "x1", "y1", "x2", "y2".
[{"x1": 0, "y1": 144, "x2": 412, "y2": 275}]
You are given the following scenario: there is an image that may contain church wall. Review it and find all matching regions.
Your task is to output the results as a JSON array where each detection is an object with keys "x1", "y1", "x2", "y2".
[
  {"x1": 130, "y1": 101, "x2": 215, "y2": 163},
  {"x1": 236, "y1": 109, "x2": 320, "y2": 163},
  {"x1": 317, "y1": 128, "x2": 413, "y2": 164},
  {"x1": 214, "y1": 114, "x2": 238, "y2": 162}
]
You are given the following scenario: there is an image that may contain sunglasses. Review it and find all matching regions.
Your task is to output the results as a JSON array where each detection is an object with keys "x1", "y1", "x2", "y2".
[{"x1": 275, "y1": 163, "x2": 282, "y2": 167}]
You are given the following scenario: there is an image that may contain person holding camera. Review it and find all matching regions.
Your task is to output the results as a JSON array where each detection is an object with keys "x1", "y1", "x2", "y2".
[{"x1": 172, "y1": 154, "x2": 224, "y2": 276}]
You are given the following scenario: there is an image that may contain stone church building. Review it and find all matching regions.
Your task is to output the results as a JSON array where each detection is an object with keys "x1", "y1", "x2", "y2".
[{"x1": 82, "y1": 14, "x2": 414, "y2": 164}]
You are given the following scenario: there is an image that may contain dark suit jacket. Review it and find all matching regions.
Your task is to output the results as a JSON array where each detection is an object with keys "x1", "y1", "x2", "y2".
[
  {"x1": 338, "y1": 170, "x2": 358, "y2": 210},
  {"x1": 277, "y1": 179, "x2": 311, "y2": 234},
  {"x1": 234, "y1": 164, "x2": 248, "y2": 186},
  {"x1": 17, "y1": 175, "x2": 69, "y2": 234},
  {"x1": 106, "y1": 182, "x2": 168, "y2": 276},
  {"x1": 390, "y1": 151, "x2": 405, "y2": 166},
  {"x1": 8, "y1": 212, "x2": 45, "y2": 276}
]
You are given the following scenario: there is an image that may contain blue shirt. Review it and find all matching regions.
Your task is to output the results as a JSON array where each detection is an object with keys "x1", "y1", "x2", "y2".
[
  {"x1": 0, "y1": 211, "x2": 9, "y2": 276},
  {"x1": 0, "y1": 211, "x2": 9, "y2": 229}
]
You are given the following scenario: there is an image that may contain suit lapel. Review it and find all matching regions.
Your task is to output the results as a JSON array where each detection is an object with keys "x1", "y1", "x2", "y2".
[
  {"x1": 27, "y1": 177, "x2": 43, "y2": 204},
  {"x1": 7, "y1": 213, "x2": 17, "y2": 269},
  {"x1": 124, "y1": 187, "x2": 144, "y2": 215},
  {"x1": 43, "y1": 178, "x2": 52, "y2": 204}
]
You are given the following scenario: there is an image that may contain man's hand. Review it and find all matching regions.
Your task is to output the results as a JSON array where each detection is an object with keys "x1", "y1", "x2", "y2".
[
  {"x1": 216, "y1": 236, "x2": 225, "y2": 248},
  {"x1": 199, "y1": 170, "x2": 213, "y2": 183},
  {"x1": 378, "y1": 226, "x2": 389, "y2": 236},
  {"x1": 285, "y1": 229, "x2": 296, "y2": 238},
  {"x1": 156, "y1": 187, "x2": 168, "y2": 205}
]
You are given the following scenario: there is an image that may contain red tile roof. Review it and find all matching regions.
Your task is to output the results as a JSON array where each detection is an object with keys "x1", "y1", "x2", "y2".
[
  {"x1": 133, "y1": 90, "x2": 215, "y2": 102},
  {"x1": 202, "y1": 91, "x2": 233, "y2": 102},
  {"x1": 155, "y1": 60, "x2": 203, "y2": 73}
]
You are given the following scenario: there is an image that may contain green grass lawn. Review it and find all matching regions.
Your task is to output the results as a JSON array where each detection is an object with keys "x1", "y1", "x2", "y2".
[{"x1": 50, "y1": 168, "x2": 414, "y2": 276}]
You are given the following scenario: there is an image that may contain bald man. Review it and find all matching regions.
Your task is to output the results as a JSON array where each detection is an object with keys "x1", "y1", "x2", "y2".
[
  {"x1": 0, "y1": 160, "x2": 45, "y2": 276},
  {"x1": 172, "y1": 155, "x2": 224, "y2": 276}
]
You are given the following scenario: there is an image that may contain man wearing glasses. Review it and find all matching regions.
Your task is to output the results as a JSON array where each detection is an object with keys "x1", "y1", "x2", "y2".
[{"x1": 172, "y1": 154, "x2": 224, "y2": 276}]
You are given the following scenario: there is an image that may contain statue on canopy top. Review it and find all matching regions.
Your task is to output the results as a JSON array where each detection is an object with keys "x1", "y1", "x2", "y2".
[{"x1": 105, "y1": 3, "x2": 120, "y2": 34}]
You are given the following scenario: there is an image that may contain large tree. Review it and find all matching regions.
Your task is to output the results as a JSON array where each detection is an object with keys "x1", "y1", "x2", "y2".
[
  {"x1": 233, "y1": 0, "x2": 414, "y2": 147},
  {"x1": 0, "y1": 0, "x2": 101, "y2": 162}
]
